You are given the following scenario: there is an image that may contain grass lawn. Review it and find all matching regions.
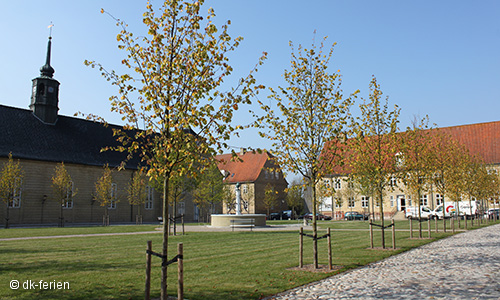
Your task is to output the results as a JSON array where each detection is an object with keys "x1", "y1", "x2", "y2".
[{"x1": 1, "y1": 221, "x2": 497, "y2": 300}]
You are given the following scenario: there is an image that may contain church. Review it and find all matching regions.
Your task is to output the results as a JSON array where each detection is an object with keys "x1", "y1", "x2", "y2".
[{"x1": 0, "y1": 37, "x2": 163, "y2": 227}]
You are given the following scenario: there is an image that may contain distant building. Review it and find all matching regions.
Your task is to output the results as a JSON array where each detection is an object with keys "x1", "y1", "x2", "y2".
[
  {"x1": 0, "y1": 37, "x2": 162, "y2": 226},
  {"x1": 216, "y1": 150, "x2": 288, "y2": 215},
  {"x1": 318, "y1": 121, "x2": 500, "y2": 219}
]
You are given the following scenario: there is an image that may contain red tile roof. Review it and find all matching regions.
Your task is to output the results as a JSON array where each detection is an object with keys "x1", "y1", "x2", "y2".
[
  {"x1": 322, "y1": 120, "x2": 500, "y2": 175},
  {"x1": 434, "y1": 121, "x2": 500, "y2": 165},
  {"x1": 215, "y1": 151, "x2": 272, "y2": 183}
]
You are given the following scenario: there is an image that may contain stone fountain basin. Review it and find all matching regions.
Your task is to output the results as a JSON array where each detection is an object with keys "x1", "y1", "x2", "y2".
[{"x1": 211, "y1": 214, "x2": 267, "y2": 227}]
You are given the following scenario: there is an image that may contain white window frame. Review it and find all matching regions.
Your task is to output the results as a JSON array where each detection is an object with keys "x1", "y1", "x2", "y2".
[
  {"x1": 108, "y1": 183, "x2": 117, "y2": 209},
  {"x1": 62, "y1": 181, "x2": 74, "y2": 209},
  {"x1": 348, "y1": 197, "x2": 355, "y2": 208},
  {"x1": 390, "y1": 195, "x2": 395, "y2": 207},
  {"x1": 389, "y1": 176, "x2": 397, "y2": 187},
  {"x1": 145, "y1": 185, "x2": 154, "y2": 210},
  {"x1": 335, "y1": 197, "x2": 342, "y2": 208},
  {"x1": 436, "y1": 194, "x2": 443, "y2": 206},
  {"x1": 420, "y1": 194, "x2": 428, "y2": 206},
  {"x1": 9, "y1": 177, "x2": 22, "y2": 208},
  {"x1": 178, "y1": 201, "x2": 185, "y2": 215},
  {"x1": 334, "y1": 179, "x2": 342, "y2": 190},
  {"x1": 361, "y1": 196, "x2": 369, "y2": 208}
]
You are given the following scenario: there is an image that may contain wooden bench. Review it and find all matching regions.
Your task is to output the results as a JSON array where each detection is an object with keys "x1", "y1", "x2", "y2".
[{"x1": 230, "y1": 219, "x2": 255, "y2": 231}]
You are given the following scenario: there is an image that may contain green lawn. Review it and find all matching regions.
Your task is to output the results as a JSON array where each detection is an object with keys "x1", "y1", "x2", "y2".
[
  {"x1": 1, "y1": 221, "x2": 497, "y2": 300},
  {"x1": 0, "y1": 225, "x2": 159, "y2": 239}
]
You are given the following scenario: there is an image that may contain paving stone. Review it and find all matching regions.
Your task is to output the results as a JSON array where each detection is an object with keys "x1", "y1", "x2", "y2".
[{"x1": 267, "y1": 223, "x2": 500, "y2": 300}]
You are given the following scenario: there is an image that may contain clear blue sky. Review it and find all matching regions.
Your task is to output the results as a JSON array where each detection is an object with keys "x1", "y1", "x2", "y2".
[{"x1": 1, "y1": 0, "x2": 499, "y2": 156}]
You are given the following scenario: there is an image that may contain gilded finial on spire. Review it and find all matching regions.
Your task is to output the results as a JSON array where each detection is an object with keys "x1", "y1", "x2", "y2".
[{"x1": 40, "y1": 22, "x2": 55, "y2": 78}]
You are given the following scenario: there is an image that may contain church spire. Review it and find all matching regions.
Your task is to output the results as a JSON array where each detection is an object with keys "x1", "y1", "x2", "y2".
[
  {"x1": 40, "y1": 36, "x2": 55, "y2": 78},
  {"x1": 30, "y1": 25, "x2": 60, "y2": 125}
]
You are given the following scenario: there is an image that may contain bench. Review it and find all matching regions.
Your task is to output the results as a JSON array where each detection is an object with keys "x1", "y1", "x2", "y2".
[
  {"x1": 230, "y1": 218, "x2": 255, "y2": 232},
  {"x1": 157, "y1": 217, "x2": 163, "y2": 225}
]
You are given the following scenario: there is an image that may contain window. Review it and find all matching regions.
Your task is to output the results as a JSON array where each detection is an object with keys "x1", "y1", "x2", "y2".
[
  {"x1": 395, "y1": 152, "x2": 404, "y2": 168},
  {"x1": 9, "y1": 177, "x2": 22, "y2": 208},
  {"x1": 348, "y1": 197, "x2": 355, "y2": 208},
  {"x1": 108, "y1": 183, "x2": 117, "y2": 209},
  {"x1": 335, "y1": 197, "x2": 342, "y2": 208},
  {"x1": 178, "y1": 201, "x2": 185, "y2": 215},
  {"x1": 264, "y1": 170, "x2": 269, "y2": 179},
  {"x1": 407, "y1": 195, "x2": 412, "y2": 206},
  {"x1": 323, "y1": 179, "x2": 330, "y2": 188},
  {"x1": 389, "y1": 176, "x2": 397, "y2": 187},
  {"x1": 420, "y1": 194, "x2": 428, "y2": 206},
  {"x1": 243, "y1": 184, "x2": 248, "y2": 194},
  {"x1": 275, "y1": 171, "x2": 279, "y2": 180},
  {"x1": 62, "y1": 181, "x2": 74, "y2": 209},
  {"x1": 436, "y1": 194, "x2": 443, "y2": 206},
  {"x1": 347, "y1": 181, "x2": 354, "y2": 189},
  {"x1": 390, "y1": 195, "x2": 394, "y2": 207},
  {"x1": 361, "y1": 196, "x2": 369, "y2": 208},
  {"x1": 334, "y1": 179, "x2": 341, "y2": 190},
  {"x1": 145, "y1": 185, "x2": 154, "y2": 210}
]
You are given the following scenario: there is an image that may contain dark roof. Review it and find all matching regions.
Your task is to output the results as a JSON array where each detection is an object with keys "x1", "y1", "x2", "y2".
[{"x1": 0, "y1": 104, "x2": 139, "y2": 169}]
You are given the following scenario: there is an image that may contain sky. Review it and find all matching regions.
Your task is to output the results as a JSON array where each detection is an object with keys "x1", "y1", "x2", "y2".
[{"x1": 1, "y1": 0, "x2": 499, "y2": 163}]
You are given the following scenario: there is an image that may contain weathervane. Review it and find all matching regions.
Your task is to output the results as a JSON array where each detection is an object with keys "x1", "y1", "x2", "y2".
[{"x1": 48, "y1": 22, "x2": 54, "y2": 38}]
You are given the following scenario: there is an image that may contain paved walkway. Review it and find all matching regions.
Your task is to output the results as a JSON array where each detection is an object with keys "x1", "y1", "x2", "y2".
[{"x1": 268, "y1": 223, "x2": 500, "y2": 300}]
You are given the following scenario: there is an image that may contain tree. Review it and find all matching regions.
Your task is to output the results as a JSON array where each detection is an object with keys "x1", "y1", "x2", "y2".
[
  {"x1": 429, "y1": 130, "x2": 464, "y2": 230},
  {"x1": 0, "y1": 153, "x2": 24, "y2": 229},
  {"x1": 255, "y1": 37, "x2": 355, "y2": 268},
  {"x1": 350, "y1": 76, "x2": 400, "y2": 248},
  {"x1": 127, "y1": 169, "x2": 148, "y2": 224},
  {"x1": 263, "y1": 183, "x2": 279, "y2": 217},
  {"x1": 52, "y1": 162, "x2": 78, "y2": 227},
  {"x1": 399, "y1": 117, "x2": 434, "y2": 238},
  {"x1": 94, "y1": 165, "x2": 116, "y2": 226},
  {"x1": 192, "y1": 165, "x2": 224, "y2": 222},
  {"x1": 86, "y1": 1, "x2": 265, "y2": 296},
  {"x1": 286, "y1": 180, "x2": 305, "y2": 219}
]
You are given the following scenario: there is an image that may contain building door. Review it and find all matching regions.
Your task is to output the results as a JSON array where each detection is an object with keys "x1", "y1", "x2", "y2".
[{"x1": 397, "y1": 195, "x2": 406, "y2": 212}]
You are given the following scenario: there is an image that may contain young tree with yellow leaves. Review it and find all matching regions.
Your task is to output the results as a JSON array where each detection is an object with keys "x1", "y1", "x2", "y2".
[
  {"x1": 350, "y1": 77, "x2": 400, "y2": 249},
  {"x1": 255, "y1": 37, "x2": 356, "y2": 268},
  {"x1": 94, "y1": 165, "x2": 116, "y2": 226},
  {"x1": 86, "y1": 1, "x2": 265, "y2": 296},
  {"x1": 399, "y1": 117, "x2": 434, "y2": 238},
  {"x1": 263, "y1": 183, "x2": 279, "y2": 217},
  {"x1": 52, "y1": 162, "x2": 77, "y2": 227},
  {"x1": 0, "y1": 153, "x2": 24, "y2": 229},
  {"x1": 127, "y1": 170, "x2": 148, "y2": 224}
]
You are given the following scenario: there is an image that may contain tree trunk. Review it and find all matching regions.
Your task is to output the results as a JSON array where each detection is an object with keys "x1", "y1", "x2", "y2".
[
  {"x1": 311, "y1": 179, "x2": 318, "y2": 269},
  {"x1": 5, "y1": 203, "x2": 10, "y2": 229},
  {"x1": 379, "y1": 187, "x2": 385, "y2": 248},
  {"x1": 418, "y1": 190, "x2": 422, "y2": 238},
  {"x1": 161, "y1": 177, "x2": 169, "y2": 300}
]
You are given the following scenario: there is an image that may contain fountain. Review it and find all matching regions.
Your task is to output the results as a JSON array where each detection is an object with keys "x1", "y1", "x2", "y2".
[{"x1": 211, "y1": 182, "x2": 267, "y2": 227}]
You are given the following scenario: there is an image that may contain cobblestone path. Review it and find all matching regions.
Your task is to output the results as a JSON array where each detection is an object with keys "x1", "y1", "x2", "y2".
[{"x1": 268, "y1": 223, "x2": 500, "y2": 299}]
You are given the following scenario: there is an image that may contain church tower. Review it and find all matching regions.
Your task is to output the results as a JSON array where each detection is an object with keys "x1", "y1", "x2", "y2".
[{"x1": 30, "y1": 36, "x2": 60, "y2": 124}]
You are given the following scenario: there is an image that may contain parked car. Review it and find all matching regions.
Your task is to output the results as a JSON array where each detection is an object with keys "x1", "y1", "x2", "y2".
[
  {"x1": 269, "y1": 210, "x2": 293, "y2": 220},
  {"x1": 299, "y1": 213, "x2": 332, "y2": 220},
  {"x1": 484, "y1": 208, "x2": 499, "y2": 219},
  {"x1": 344, "y1": 211, "x2": 369, "y2": 221}
]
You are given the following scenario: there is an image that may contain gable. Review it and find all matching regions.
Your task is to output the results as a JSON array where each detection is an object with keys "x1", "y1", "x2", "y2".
[{"x1": 216, "y1": 151, "x2": 271, "y2": 183}]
